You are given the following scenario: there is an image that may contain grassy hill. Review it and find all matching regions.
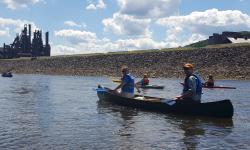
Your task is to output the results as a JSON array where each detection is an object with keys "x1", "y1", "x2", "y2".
[{"x1": 185, "y1": 40, "x2": 209, "y2": 48}]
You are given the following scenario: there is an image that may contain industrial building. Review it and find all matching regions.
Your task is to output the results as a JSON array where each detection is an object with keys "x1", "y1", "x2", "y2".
[
  {"x1": 208, "y1": 31, "x2": 250, "y2": 45},
  {"x1": 0, "y1": 24, "x2": 50, "y2": 59}
]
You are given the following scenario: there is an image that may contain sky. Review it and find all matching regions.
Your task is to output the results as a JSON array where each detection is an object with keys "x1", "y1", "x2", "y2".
[{"x1": 0, "y1": 0, "x2": 250, "y2": 56}]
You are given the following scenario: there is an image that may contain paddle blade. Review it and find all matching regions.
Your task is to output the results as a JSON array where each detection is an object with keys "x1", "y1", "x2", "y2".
[
  {"x1": 161, "y1": 99, "x2": 176, "y2": 105},
  {"x1": 94, "y1": 88, "x2": 107, "y2": 92}
]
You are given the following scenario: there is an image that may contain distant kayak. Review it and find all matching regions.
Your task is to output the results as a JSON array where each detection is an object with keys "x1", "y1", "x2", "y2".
[
  {"x1": 1, "y1": 72, "x2": 13, "y2": 78},
  {"x1": 112, "y1": 79, "x2": 121, "y2": 83},
  {"x1": 180, "y1": 83, "x2": 236, "y2": 89},
  {"x1": 203, "y1": 85, "x2": 236, "y2": 89}
]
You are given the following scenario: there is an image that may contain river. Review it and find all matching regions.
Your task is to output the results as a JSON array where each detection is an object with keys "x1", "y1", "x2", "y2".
[{"x1": 0, "y1": 74, "x2": 249, "y2": 149}]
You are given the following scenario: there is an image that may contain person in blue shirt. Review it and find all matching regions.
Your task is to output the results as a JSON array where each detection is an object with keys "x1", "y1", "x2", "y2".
[
  {"x1": 113, "y1": 66, "x2": 140, "y2": 98},
  {"x1": 175, "y1": 63, "x2": 202, "y2": 103}
]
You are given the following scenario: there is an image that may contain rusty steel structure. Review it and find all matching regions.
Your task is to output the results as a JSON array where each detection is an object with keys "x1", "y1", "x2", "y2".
[{"x1": 0, "y1": 24, "x2": 50, "y2": 59}]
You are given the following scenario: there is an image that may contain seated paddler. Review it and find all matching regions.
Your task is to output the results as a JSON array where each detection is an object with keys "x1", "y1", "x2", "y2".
[
  {"x1": 112, "y1": 66, "x2": 140, "y2": 98},
  {"x1": 175, "y1": 63, "x2": 202, "y2": 103},
  {"x1": 204, "y1": 74, "x2": 215, "y2": 87},
  {"x1": 137, "y1": 73, "x2": 149, "y2": 86}
]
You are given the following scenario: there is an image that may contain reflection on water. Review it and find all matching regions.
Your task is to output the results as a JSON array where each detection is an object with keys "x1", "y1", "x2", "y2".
[
  {"x1": 0, "y1": 75, "x2": 249, "y2": 149},
  {"x1": 97, "y1": 99, "x2": 234, "y2": 150},
  {"x1": 178, "y1": 116, "x2": 233, "y2": 150}
]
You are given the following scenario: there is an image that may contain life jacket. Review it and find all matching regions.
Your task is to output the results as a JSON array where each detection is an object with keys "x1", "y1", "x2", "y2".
[
  {"x1": 183, "y1": 74, "x2": 202, "y2": 95},
  {"x1": 141, "y1": 78, "x2": 149, "y2": 85},
  {"x1": 121, "y1": 74, "x2": 134, "y2": 93}
]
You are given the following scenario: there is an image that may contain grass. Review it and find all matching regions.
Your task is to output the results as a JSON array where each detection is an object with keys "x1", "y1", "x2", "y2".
[{"x1": 1, "y1": 43, "x2": 250, "y2": 60}]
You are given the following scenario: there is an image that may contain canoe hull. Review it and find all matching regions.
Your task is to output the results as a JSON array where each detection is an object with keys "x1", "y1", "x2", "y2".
[
  {"x1": 97, "y1": 87, "x2": 234, "y2": 118},
  {"x1": 139, "y1": 85, "x2": 164, "y2": 89}
]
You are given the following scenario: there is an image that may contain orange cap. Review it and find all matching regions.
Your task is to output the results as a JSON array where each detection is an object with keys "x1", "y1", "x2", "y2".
[{"x1": 183, "y1": 63, "x2": 194, "y2": 69}]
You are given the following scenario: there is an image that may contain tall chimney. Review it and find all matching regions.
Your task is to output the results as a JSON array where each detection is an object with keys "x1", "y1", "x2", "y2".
[
  {"x1": 45, "y1": 32, "x2": 49, "y2": 45},
  {"x1": 28, "y1": 24, "x2": 31, "y2": 44}
]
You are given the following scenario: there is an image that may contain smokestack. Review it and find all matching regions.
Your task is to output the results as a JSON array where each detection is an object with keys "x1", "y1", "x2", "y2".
[
  {"x1": 29, "y1": 24, "x2": 31, "y2": 44},
  {"x1": 45, "y1": 32, "x2": 49, "y2": 45}
]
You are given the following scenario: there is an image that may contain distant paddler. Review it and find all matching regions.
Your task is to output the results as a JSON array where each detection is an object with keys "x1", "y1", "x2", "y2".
[
  {"x1": 136, "y1": 73, "x2": 149, "y2": 86},
  {"x1": 1, "y1": 67, "x2": 14, "y2": 78},
  {"x1": 204, "y1": 74, "x2": 215, "y2": 87},
  {"x1": 111, "y1": 66, "x2": 140, "y2": 98}
]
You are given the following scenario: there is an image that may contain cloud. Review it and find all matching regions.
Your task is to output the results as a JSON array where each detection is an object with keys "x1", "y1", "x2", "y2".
[
  {"x1": 0, "y1": 29, "x2": 9, "y2": 37},
  {"x1": 102, "y1": 0, "x2": 180, "y2": 39},
  {"x1": 103, "y1": 13, "x2": 151, "y2": 37},
  {"x1": 52, "y1": 32, "x2": 168, "y2": 55},
  {"x1": 117, "y1": 0, "x2": 181, "y2": 18},
  {"x1": 2, "y1": 0, "x2": 43, "y2": 10},
  {"x1": 52, "y1": 28, "x2": 167, "y2": 55},
  {"x1": 54, "y1": 29, "x2": 97, "y2": 44},
  {"x1": 52, "y1": 44, "x2": 79, "y2": 56},
  {"x1": 86, "y1": 0, "x2": 106, "y2": 10},
  {"x1": 64, "y1": 21, "x2": 82, "y2": 28},
  {"x1": 0, "y1": 17, "x2": 37, "y2": 38},
  {"x1": 156, "y1": 9, "x2": 250, "y2": 47},
  {"x1": 157, "y1": 9, "x2": 250, "y2": 35}
]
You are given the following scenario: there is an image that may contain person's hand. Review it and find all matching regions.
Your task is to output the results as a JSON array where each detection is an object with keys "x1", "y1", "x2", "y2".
[
  {"x1": 175, "y1": 96, "x2": 182, "y2": 100},
  {"x1": 109, "y1": 89, "x2": 116, "y2": 92}
]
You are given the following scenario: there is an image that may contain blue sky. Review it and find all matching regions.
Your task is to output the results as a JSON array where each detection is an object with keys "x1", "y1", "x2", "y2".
[{"x1": 1, "y1": 0, "x2": 250, "y2": 55}]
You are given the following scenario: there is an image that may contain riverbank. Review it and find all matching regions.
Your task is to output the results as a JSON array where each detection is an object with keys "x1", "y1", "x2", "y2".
[{"x1": 0, "y1": 44, "x2": 250, "y2": 80}]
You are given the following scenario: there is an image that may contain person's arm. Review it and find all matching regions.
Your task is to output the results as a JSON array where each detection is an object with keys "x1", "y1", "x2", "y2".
[
  {"x1": 134, "y1": 83, "x2": 141, "y2": 93},
  {"x1": 176, "y1": 91, "x2": 192, "y2": 100},
  {"x1": 176, "y1": 77, "x2": 196, "y2": 100},
  {"x1": 114, "y1": 82, "x2": 125, "y2": 91}
]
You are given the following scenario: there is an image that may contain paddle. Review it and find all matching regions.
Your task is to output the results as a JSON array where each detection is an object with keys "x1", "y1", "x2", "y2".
[{"x1": 161, "y1": 99, "x2": 176, "y2": 105}]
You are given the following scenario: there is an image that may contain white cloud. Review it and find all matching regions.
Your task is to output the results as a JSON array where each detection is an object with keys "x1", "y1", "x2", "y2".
[
  {"x1": 64, "y1": 21, "x2": 82, "y2": 28},
  {"x1": 115, "y1": 38, "x2": 167, "y2": 50},
  {"x1": 0, "y1": 17, "x2": 37, "y2": 38},
  {"x1": 0, "y1": 29, "x2": 9, "y2": 37},
  {"x1": 52, "y1": 28, "x2": 167, "y2": 55},
  {"x1": 54, "y1": 29, "x2": 97, "y2": 44},
  {"x1": 156, "y1": 9, "x2": 250, "y2": 46},
  {"x1": 52, "y1": 44, "x2": 79, "y2": 56},
  {"x1": 2, "y1": 0, "x2": 43, "y2": 10},
  {"x1": 86, "y1": 4, "x2": 96, "y2": 10},
  {"x1": 157, "y1": 9, "x2": 250, "y2": 35},
  {"x1": 102, "y1": 0, "x2": 180, "y2": 40},
  {"x1": 117, "y1": 0, "x2": 181, "y2": 18},
  {"x1": 103, "y1": 13, "x2": 151, "y2": 37},
  {"x1": 52, "y1": 33, "x2": 168, "y2": 55},
  {"x1": 86, "y1": 0, "x2": 106, "y2": 10}
]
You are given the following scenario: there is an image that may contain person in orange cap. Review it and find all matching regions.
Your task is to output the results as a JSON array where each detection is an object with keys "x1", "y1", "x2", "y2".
[{"x1": 175, "y1": 63, "x2": 202, "y2": 103}]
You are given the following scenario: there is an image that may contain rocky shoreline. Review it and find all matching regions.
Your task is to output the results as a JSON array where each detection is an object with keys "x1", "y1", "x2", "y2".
[{"x1": 0, "y1": 44, "x2": 250, "y2": 80}]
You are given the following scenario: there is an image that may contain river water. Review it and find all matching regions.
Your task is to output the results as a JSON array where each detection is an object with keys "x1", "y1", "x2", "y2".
[{"x1": 0, "y1": 74, "x2": 249, "y2": 149}]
